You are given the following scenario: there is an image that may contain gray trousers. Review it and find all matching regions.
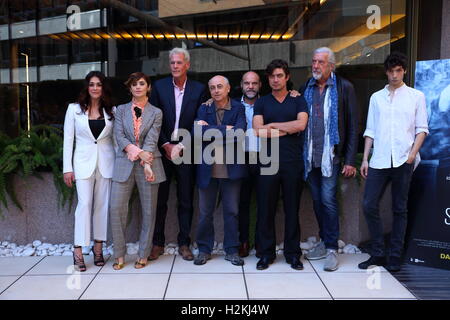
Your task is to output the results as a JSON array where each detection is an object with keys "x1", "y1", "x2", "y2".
[{"x1": 109, "y1": 162, "x2": 159, "y2": 259}]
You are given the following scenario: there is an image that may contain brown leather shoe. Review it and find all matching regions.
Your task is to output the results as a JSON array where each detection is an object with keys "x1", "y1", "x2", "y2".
[
  {"x1": 239, "y1": 242, "x2": 250, "y2": 258},
  {"x1": 148, "y1": 245, "x2": 164, "y2": 261},
  {"x1": 178, "y1": 245, "x2": 194, "y2": 261}
]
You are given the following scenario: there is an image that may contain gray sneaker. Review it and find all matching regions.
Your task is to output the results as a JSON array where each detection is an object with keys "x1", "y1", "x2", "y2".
[
  {"x1": 194, "y1": 252, "x2": 211, "y2": 265},
  {"x1": 323, "y1": 249, "x2": 339, "y2": 272},
  {"x1": 305, "y1": 241, "x2": 327, "y2": 260},
  {"x1": 225, "y1": 253, "x2": 245, "y2": 266}
]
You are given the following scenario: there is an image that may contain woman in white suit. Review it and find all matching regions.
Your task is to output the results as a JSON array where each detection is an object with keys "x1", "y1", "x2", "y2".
[{"x1": 63, "y1": 71, "x2": 115, "y2": 272}]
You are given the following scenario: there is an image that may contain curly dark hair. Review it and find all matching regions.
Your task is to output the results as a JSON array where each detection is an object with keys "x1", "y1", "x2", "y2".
[
  {"x1": 265, "y1": 59, "x2": 290, "y2": 77},
  {"x1": 77, "y1": 71, "x2": 114, "y2": 120},
  {"x1": 384, "y1": 52, "x2": 408, "y2": 71}
]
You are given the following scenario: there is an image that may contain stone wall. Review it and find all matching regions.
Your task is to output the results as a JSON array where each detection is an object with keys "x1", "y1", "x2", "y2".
[{"x1": 0, "y1": 173, "x2": 394, "y2": 246}]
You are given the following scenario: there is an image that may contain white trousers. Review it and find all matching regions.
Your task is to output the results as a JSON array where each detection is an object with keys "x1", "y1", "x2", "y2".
[{"x1": 74, "y1": 167, "x2": 111, "y2": 246}]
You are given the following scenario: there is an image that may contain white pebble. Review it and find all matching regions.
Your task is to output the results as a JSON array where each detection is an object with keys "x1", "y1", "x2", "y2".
[
  {"x1": 41, "y1": 243, "x2": 52, "y2": 250},
  {"x1": 307, "y1": 236, "x2": 317, "y2": 244},
  {"x1": 32, "y1": 240, "x2": 42, "y2": 247},
  {"x1": 127, "y1": 246, "x2": 138, "y2": 255},
  {"x1": 2, "y1": 241, "x2": 9, "y2": 247},
  {"x1": 338, "y1": 240, "x2": 346, "y2": 249},
  {"x1": 343, "y1": 244, "x2": 361, "y2": 254},
  {"x1": 300, "y1": 242, "x2": 313, "y2": 250},
  {"x1": 82, "y1": 246, "x2": 91, "y2": 255}
]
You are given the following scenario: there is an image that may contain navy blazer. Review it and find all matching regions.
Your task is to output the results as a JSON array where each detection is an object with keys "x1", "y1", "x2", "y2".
[
  {"x1": 150, "y1": 76, "x2": 206, "y2": 149},
  {"x1": 194, "y1": 99, "x2": 248, "y2": 189}
]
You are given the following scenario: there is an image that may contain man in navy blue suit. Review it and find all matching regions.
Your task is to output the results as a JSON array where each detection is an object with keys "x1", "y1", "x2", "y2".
[
  {"x1": 149, "y1": 47, "x2": 206, "y2": 261},
  {"x1": 193, "y1": 75, "x2": 247, "y2": 266}
]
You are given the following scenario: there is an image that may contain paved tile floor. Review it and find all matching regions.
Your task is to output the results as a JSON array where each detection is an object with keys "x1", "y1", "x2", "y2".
[{"x1": 0, "y1": 253, "x2": 416, "y2": 300}]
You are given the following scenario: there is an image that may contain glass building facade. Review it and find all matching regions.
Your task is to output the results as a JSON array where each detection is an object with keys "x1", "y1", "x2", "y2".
[{"x1": 0, "y1": 0, "x2": 416, "y2": 141}]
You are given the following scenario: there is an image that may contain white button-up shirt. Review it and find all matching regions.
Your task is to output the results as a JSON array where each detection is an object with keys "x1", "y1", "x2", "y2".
[
  {"x1": 363, "y1": 84, "x2": 429, "y2": 169},
  {"x1": 172, "y1": 78, "x2": 186, "y2": 140}
]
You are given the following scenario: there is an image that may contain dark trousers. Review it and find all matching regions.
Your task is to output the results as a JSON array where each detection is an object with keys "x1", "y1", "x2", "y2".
[
  {"x1": 197, "y1": 178, "x2": 241, "y2": 255},
  {"x1": 256, "y1": 161, "x2": 304, "y2": 261},
  {"x1": 153, "y1": 156, "x2": 195, "y2": 247},
  {"x1": 362, "y1": 162, "x2": 414, "y2": 258},
  {"x1": 238, "y1": 152, "x2": 260, "y2": 244},
  {"x1": 307, "y1": 163, "x2": 340, "y2": 250}
]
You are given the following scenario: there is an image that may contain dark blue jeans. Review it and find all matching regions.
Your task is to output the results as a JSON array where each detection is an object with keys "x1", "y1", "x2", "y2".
[
  {"x1": 197, "y1": 178, "x2": 241, "y2": 255},
  {"x1": 307, "y1": 163, "x2": 340, "y2": 250},
  {"x1": 363, "y1": 162, "x2": 414, "y2": 258}
]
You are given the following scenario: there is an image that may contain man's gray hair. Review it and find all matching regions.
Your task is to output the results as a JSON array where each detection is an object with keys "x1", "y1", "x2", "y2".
[
  {"x1": 169, "y1": 47, "x2": 190, "y2": 62},
  {"x1": 314, "y1": 47, "x2": 336, "y2": 65},
  {"x1": 208, "y1": 75, "x2": 230, "y2": 86}
]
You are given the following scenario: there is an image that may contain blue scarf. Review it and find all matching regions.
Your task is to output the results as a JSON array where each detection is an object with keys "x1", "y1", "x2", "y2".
[{"x1": 303, "y1": 73, "x2": 340, "y2": 179}]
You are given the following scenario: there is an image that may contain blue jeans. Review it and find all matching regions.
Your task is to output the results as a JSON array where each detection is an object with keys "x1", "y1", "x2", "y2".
[
  {"x1": 307, "y1": 163, "x2": 340, "y2": 250},
  {"x1": 363, "y1": 162, "x2": 414, "y2": 258},
  {"x1": 197, "y1": 178, "x2": 241, "y2": 255}
]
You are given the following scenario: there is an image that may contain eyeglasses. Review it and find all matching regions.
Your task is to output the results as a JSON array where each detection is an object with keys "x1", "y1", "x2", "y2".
[{"x1": 134, "y1": 106, "x2": 142, "y2": 119}]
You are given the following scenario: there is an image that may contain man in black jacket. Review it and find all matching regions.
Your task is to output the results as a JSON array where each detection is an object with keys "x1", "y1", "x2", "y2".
[
  {"x1": 299, "y1": 47, "x2": 358, "y2": 271},
  {"x1": 149, "y1": 48, "x2": 206, "y2": 261}
]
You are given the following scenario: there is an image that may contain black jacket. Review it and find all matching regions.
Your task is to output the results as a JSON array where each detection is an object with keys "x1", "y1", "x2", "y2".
[
  {"x1": 299, "y1": 75, "x2": 359, "y2": 167},
  {"x1": 150, "y1": 76, "x2": 207, "y2": 150}
]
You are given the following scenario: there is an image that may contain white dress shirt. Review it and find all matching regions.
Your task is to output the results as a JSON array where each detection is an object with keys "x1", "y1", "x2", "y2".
[
  {"x1": 172, "y1": 78, "x2": 186, "y2": 140},
  {"x1": 363, "y1": 84, "x2": 429, "y2": 169}
]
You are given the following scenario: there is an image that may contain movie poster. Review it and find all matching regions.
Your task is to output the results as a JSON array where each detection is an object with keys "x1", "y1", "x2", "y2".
[{"x1": 405, "y1": 59, "x2": 450, "y2": 270}]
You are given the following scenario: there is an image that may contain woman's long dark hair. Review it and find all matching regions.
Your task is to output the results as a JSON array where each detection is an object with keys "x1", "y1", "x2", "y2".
[{"x1": 77, "y1": 71, "x2": 114, "y2": 120}]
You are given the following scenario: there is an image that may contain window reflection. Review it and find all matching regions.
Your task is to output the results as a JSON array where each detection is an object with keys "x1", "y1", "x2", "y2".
[{"x1": 0, "y1": 0, "x2": 407, "y2": 140}]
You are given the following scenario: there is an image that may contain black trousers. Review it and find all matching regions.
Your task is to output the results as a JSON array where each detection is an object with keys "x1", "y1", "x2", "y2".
[
  {"x1": 362, "y1": 162, "x2": 414, "y2": 258},
  {"x1": 152, "y1": 156, "x2": 195, "y2": 247},
  {"x1": 238, "y1": 152, "x2": 260, "y2": 244},
  {"x1": 256, "y1": 160, "x2": 304, "y2": 261}
]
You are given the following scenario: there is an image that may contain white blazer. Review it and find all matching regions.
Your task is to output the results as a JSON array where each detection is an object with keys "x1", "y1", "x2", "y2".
[{"x1": 63, "y1": 103, "x2": 115, "y2": 180}]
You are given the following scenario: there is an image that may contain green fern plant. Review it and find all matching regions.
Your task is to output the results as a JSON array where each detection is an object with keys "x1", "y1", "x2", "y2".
[{"x1": 0, "y1": 125, "x2": 74, "y2": 217}]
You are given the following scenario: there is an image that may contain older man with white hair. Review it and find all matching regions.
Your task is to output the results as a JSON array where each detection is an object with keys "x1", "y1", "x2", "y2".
[
  {"x1": 149, "y1": 47, "x2": 206, "y2": 261},
  {"x1": 299, "y1": 47, "x2": 359, "y2": 271}
]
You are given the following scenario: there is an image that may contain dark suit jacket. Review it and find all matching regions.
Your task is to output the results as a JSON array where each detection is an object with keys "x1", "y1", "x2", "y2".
[
  {"x1": 194, "y1": 99, "x2": 248, "y2": 189},
  {"x1": 299, "y1": 75, "x2": 359, "y2": 167},
  {"x1": 150, "y1": 76, "x2": 206, "y2": 152}
]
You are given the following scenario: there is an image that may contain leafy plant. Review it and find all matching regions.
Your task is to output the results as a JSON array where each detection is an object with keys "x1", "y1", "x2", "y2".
[{"x1": 0, "y1": 125, "x2": 74, "y2": 217}]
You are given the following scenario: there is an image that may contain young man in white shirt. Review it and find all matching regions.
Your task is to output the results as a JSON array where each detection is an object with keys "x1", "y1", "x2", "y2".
[{"x1": 359, "y1": 52, "x2": 429, "y2": 272}]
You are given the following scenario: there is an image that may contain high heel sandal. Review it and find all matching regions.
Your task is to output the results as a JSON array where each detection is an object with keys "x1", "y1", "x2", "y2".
[
  {"x1": 134, "y1": 258, "x2": 148, "y2": 269},
  {"x1": 113, "y1": 258, "x2": 125, "y2": 270},
  {"x1": 92, "y1": 240, "x2": 105, "y2": 267},
  {"x1": 73, "y1": 246, "x2": 87, "y2": 272}
]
